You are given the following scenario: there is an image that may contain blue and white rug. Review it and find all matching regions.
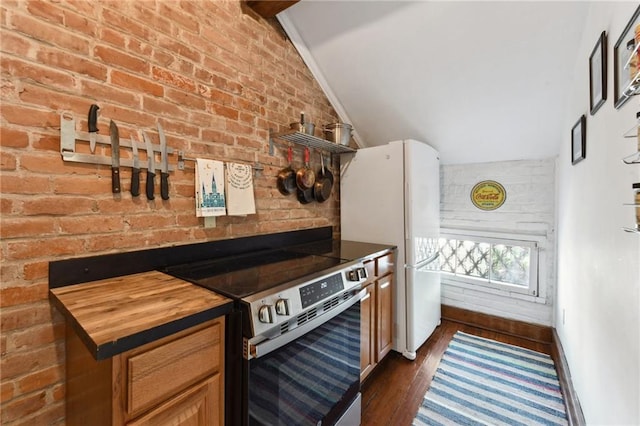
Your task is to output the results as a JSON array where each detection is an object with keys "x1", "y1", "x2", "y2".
[{"x1": 413, "y1": 331, "x2": 568, "y2": 426}]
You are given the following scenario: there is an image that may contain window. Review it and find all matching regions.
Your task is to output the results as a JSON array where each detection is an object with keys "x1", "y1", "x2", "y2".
[{"x1": 439, "y1": 232, "x2": 539, "y2": 296}]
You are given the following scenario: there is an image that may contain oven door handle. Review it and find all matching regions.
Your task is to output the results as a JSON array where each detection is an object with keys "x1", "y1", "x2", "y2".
[{"x1": 247, "y1": 288, "x2": 366, "y2": 360}]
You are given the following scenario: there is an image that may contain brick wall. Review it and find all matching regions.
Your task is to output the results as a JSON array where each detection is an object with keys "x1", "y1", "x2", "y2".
[
  {"x1": 440, "y1": 158, "x2": 556, "y2": 325},
  {"x1": 0, "y1": 1, "x2": 341, "y2": 424}
]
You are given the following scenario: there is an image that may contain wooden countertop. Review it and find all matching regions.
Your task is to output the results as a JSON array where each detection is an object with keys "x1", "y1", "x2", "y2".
[{"x1": 50, "y1": 270, "x2": 233, "y2": 360}]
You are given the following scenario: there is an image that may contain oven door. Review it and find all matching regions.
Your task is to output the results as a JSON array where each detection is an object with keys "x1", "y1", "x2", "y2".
[{"x1": 247, "y1": 297, "x2": 362, "y2": 426}]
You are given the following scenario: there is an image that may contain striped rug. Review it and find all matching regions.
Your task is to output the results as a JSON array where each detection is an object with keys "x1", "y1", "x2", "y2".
[{"x1": 413, "y1": 331, "x2": 568, "y2": 426}]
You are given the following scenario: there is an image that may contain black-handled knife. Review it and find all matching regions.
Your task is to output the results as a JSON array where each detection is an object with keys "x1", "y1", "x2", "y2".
[
  {"x1": 142, "y1": 132, "x2": 155, "y2": 200},
  {"x1": 88, "y1": 104, "x2": 99, "y2": 153},
  {"x1": 157, "y1": 122, "x2": 170, "y2": 200},
  {"x1": 130, "y1": 135, "x2": 140, "y2": 197},
  {"x1": 109, "y1": 120, "x2": 120, "y2": 193}
]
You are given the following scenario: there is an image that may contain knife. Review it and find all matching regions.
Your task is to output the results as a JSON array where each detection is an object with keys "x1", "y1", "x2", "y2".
[
  {"x1": 109, "y1": 120, "x2": 120, "y2": 193},
  {"x1": 130, "y1": 135, "x2": 140, "y2": 197},
  {"x1": 157, "y1": 122, "x2": 170, "y2": 200},
  {"x1": 88, "y1": 104, "x2": 99, "y2": 153},
  {"x1": 142, "y1": 131, "x2": 155, "y2": 200}
]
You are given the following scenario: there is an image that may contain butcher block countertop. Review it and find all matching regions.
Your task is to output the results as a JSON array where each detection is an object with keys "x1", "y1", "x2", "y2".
[{"x1": 49, "y1": 270, "x2": 232, "y2": 360}]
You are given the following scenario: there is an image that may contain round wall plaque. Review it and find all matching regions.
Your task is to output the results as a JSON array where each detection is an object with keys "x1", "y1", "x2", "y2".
[{"x1": 470, "y1": 180, "x2": 506, "y2": 211}]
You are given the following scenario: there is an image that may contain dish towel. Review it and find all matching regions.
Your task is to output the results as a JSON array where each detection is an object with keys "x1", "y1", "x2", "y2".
[
  {"x1": 195, "y1": 159, "x2": 226, "y2": 217},
  {"x1": 225, "y1": 162, "x2": 256, "y2": 216}
]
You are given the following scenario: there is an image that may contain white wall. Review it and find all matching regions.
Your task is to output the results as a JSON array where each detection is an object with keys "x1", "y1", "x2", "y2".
[
  {"x1": 556, "y1": 2, "x2": 640, "y2": 425},
  {"x1": 440, "y1": 158, "x2": 556, "y2": 325}
]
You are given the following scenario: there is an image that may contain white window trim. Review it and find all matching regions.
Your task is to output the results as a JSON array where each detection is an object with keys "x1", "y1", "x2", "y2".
[{"x1": 440, "y1": 228, "x2": 548, "y2": 302}]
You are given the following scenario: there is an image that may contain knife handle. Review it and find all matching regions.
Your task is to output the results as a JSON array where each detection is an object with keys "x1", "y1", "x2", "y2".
[
  {"x1": 88, "y1": 104, "x2": 99, "y2": 132},
  {"x1": 160, "y1": 172, "x2": 169, "y2": 200},
  {"x1": 131, "y1": 168, "x2": 140, "y2": 197},
  {"x1": 146, "y1": 169, "x2": 155, "y2": 200},
  {"x1": 112, "y1": 167, "x2": 121, "y2": 193}
]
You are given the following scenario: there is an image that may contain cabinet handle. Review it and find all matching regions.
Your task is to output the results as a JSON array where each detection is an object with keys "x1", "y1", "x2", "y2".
[
  {"x1": 380, "y1": 281, "x2": 390, "y2": 289},
  {"x1": 361, "y1": 293, "x2": 371, "y2": 302}
]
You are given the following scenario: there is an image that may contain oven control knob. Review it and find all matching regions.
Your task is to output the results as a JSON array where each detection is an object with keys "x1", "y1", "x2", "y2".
[
  {"x1": 357, "y1": 267, "x2": 368, "y2": 280},
  {"x1": 347, "y1": 268, "x2": 366, "y2": 281},
  {"x1": 258, "y1": 305, "x2": 274, "y2": 323},
  {"x1": 275, "y1": 298, "x2": 290, "y2": 316}
]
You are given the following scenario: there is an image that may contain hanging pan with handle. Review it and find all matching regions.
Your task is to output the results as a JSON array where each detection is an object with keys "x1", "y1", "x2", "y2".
[
  {"x1": 296, "y1": 147, "x2": 315, "y2": 191},
  {"x1": 276, "y1": 146, "x2": 296, "y2": 195},
  {"x1": 313, "y1": 152, "x2": 333, "y2": 203}
]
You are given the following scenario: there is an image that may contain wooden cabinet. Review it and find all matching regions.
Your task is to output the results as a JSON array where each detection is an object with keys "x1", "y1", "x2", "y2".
[
  {"x1": 360, "y1": 252, "x2": 394, "y2": 382},
  {"x1": 66, "y1": 318, "x2": 225, "y2": 426}
]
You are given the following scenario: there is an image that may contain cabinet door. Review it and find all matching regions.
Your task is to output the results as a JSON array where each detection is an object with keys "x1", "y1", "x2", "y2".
[
  {"x1": 376, "y1": 275, "x2": 393, "y2": 361},
  {"x1": 360, "y1": 283, "x2": 375, "y2": 382},
  {"x1": 128, "y1": 375, "x2": 222, "y2": 426}
]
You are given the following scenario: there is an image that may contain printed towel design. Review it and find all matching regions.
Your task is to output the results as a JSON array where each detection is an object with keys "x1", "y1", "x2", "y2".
[
  {"x1": 225, "y1": 162, "x2": 256, "y2": 216},
  {"x1": 195, "y1": 159, "x2": 226, "y2": 217}
]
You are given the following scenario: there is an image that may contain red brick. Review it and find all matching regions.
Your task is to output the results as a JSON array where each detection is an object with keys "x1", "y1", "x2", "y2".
[
  {"x1": 165, "y1": 88, "x2": 205, "y2": 110},
  {"x1": 21, "y1": 197, "x2": 97, "y2": 216},
  {"x1": 58, "y1": 215, "x2": 124, "y2": 235},
  {"x1": 0, "y1": 31, "x2": 35, "y2": 58},
  {"x1": 18, "y1": 152, "x2": 95, "y2": 176},
  {"x1": 152, "y1": 66, "x2": 197, "y2": 92},
  {"x1": 100, "y1": 7, "x2": 150, "y2": 41},
  {"x1": 99, "y1": 27, "x2": 127, "y2": 49},
  {"x1": 158, "y1": 2, "x2": 200, "y2": 33},
  {"x1": 111, "y1": 69, "x2": 164, "y2": 97},
  {"x1": 94, "y1": 44, "x2": 149, "y2": 74},
  {"x1": 62, "y1": 7, "x2": 98, "y2": 37},
  {"x1": 79, "y1": 79, "x2": 138, "y2": 106},
  {"x1": 157, "y1": 35, "x2": 201, "y2": 63},
  {"x1": 25, "y1": 0, "x2": 64, "y2": 25},
  {"x1": 1, "y1": 380, "x2": 15, "y2": 404},
  {"x1": 1, "y1": 105, "x2": 59, "y2": 128},
  {"x1": 0, "y1": 127, "x2": 29, "y2": 148},
  {"x1": 0, "y1": 283, "x2": 48, "y2": 308},
  {"x1": 1, "y1": 175, "x2": 51, "y2": 195},
  {"x1": 212, "y1": 104, "x2": 239, "y2": 120},
  {"x1": 11, "y1": 13, "x2": 90, "y2": 55},
  {"x1": 37, "y1": 48, "x2": 107, "y2": 81},
  {"x1": 0, "y1": 302, "x2": 58, "y2": 332},
  {"x1": 1, "y1": 150, "x2": 17, "y2": 171},
  {"x1": 0, "y1": 390, "x2": 47, "y2": 424},
  {"x1": 6, "y1": 237, "x2": 86, "y2": 260},
  {"x1": 141, "y1": 96, "x2": 190, "y2": 121},
  {"x1": 23, "y1": 261, "x2": 49, "y2": 281},
  {"x1": 0, "y1": 217, "x2": 56, "y2": 239}
]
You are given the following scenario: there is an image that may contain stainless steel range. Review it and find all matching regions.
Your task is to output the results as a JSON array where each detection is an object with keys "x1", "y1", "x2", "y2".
[{"x1": 166, "y1": 243, "x2": 370, "y2": 426}]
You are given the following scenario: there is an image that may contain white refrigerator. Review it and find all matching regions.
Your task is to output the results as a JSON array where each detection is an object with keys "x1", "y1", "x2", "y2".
[{"x1": 340, "y1": 139, "x2": 441, "y2": 360}]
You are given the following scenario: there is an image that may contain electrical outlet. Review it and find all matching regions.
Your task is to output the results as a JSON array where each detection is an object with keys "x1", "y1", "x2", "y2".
[{"x1": 562, "y1": 308, "x2": 566, "y2": 325}]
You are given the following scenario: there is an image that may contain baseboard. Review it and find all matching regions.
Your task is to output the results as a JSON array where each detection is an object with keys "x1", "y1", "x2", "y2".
[
  {"x1": 441, "y1": 305, "x2": 552, "y2": 343},
  {"x1": 551, "y1": 329, "x2": 586, "y2": 426}
]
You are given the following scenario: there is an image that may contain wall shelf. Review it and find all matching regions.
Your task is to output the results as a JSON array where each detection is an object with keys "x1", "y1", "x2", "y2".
[{"x1": 269, "y1": 129, "x2": 356, "y2": 155}]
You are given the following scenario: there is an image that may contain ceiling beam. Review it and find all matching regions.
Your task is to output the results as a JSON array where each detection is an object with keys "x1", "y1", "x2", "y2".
[{"x1": 244, "y1": 1, "x2": 300, "y2": 18}]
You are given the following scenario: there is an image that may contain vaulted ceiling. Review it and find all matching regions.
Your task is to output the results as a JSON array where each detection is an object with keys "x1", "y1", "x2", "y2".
[{"x1": 276, "y1": 1, "x2": 590, "y2": 164}]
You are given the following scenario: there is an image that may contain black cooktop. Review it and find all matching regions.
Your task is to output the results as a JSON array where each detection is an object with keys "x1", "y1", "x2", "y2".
[
  {"x1": 165, "y1": 247, "x2": 347, "y2": 299},
  {"x1": 164, "y1": 239, "x2": 394, "y2": 300}
]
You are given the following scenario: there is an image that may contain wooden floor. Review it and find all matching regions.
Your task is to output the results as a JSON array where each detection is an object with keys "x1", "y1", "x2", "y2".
[{"x1": 360, "y1": 319, "x2": 552, "y2": 426}]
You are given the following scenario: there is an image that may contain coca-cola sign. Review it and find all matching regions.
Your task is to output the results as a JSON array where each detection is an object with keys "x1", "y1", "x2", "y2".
[{"x1": 470, "y1": 180, "x2": 506, "y2": 211}]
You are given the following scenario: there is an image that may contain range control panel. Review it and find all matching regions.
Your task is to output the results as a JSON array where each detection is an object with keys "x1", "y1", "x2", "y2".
[{"x1": 245, "y1": 263, "x2": 368, "y2": 338}]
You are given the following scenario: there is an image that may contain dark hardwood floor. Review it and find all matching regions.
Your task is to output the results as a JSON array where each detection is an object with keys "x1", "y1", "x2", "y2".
[{"x1": 360, "y1": 319, "x2": 552, "y2": 426}]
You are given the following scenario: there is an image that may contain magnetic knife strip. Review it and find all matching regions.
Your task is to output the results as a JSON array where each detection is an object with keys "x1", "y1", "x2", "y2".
[{"x1": 59, "y1": 111, "x2": 176, "y2": 172}]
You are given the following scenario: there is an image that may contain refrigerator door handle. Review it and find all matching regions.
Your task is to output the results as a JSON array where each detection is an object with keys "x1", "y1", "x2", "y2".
[{"x1": 406, "y1": 252, "x2": 439, "y2": 270}]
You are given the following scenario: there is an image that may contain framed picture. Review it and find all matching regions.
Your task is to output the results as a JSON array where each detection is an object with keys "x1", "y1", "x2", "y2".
[
  {"x1": 571, "y1": 115, "x2": 586, "y2": 165},
  {"x1": 589, "y1": 31, "x2": 607, "y2": 115},
  {"x1": 613, "y1": 5, "x2": 640, "y2": 109}
]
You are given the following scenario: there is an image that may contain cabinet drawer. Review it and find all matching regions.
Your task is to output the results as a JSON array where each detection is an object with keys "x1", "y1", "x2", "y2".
[
  {"x1": 126, "y1": 321, "x2": 222, "y2": 416},
  {"x1": 376, "y1": 253, "x2": 394, "y2": 277}
]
